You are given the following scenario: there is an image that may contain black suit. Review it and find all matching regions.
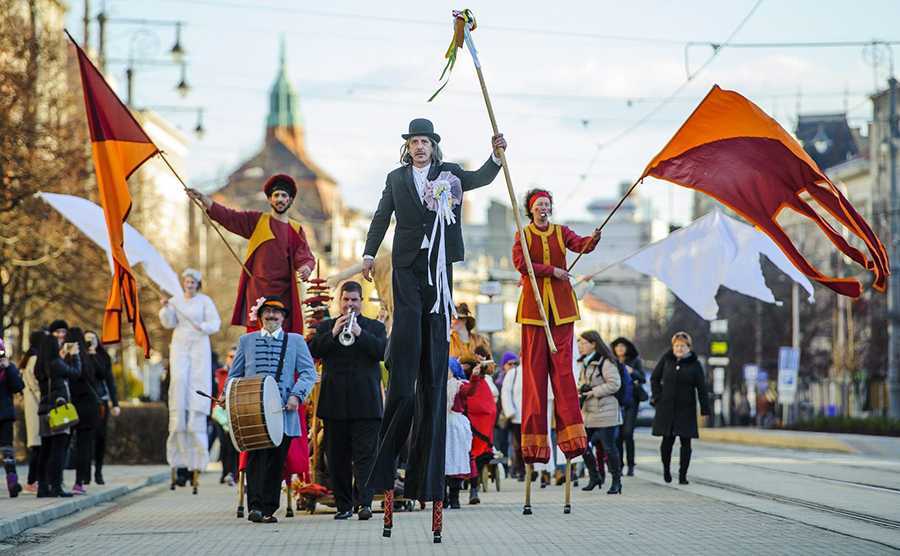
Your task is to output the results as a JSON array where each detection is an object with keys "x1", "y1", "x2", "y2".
[
  {"x1": 364, "y1": 156, "x2": 500, "y2": 501},
  {"x1": 309, "y1": 315, "x2": 387, "y2": 512},
  {"x1": 364, "y1": 157, "x2": 501, "y2": 266}
]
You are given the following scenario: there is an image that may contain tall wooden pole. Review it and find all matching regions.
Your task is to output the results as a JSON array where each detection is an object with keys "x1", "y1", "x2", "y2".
[{"x1": 470, "y1": 59, "x2": 556, "y2": 352}]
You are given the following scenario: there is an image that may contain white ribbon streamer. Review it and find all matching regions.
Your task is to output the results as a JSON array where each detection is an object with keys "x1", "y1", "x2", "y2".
[
  {"x1": 463, "y1": 25, "x2": 480, "y2": 69},
  {"x1": 424, "y1": 176, "x2": 460, "y2": 339}
]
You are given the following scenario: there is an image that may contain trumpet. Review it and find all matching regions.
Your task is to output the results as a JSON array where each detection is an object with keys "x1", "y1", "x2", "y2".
[{"x1": 338, "y1": 310, "x2": 357, "y2": 346}]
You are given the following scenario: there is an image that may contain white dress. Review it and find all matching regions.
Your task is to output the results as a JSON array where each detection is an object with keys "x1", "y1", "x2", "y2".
[
  {"x1": 445, "y1": 378, "x2": 473, "y2": 476},
  {"x1": 159, "y1": 292, "x2": 220, "y2": 470}
]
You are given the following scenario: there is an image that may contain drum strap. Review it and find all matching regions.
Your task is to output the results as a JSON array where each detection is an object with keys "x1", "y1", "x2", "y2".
[{"x1": 274, "y1": 332, "x2": 289, "y2": 387}]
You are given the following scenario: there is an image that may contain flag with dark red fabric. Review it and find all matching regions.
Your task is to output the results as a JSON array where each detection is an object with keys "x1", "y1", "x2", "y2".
[
  {"x1": 641, "y1": 85, "x2": 888, "y2": 298},
  {"x1": 68, "y1": 32, "x2": 158, "y2": 356}
]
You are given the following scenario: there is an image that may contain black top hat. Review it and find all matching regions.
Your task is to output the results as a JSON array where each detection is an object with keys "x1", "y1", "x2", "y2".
[{"x1": 401, "y1": 118, "x2": 441, "y2": 143}]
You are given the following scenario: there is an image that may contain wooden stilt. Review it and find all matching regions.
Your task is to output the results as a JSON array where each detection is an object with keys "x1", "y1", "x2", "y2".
[
  {"x1": 563, "y1": 459, "x2": 572, "y2": 514},
  {"x1": 432, "y1": 500, "x2": 443, "y2": 543},
  {"x1": 523, "y1": 463, "x2": 533, "y2": 515},
  {"x1": 236, "y1": 470, "x2": 245, "y2": 518},
  {"x1": 382, "y1": 489, "x2": 394, "y2": 538},
  {"x1": 170, "y1": 468, "x2": 176, "y2": 491},
  {"x1": 191, "y1": 469, "x2": 199, "y2": 495}
]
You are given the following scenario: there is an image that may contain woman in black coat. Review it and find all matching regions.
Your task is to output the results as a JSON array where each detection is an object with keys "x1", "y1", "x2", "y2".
[
  {"x1": 610, "y1": 337, "x2": 646, "y2": 477},
  {"x1": 35, "y1": 333, "x2": 81, "y2": 497},
  {"x1": 650, "y1": 331, "x2": 710, "y2": 484},
  {"x1": 1, "y1": 337, "x2": 25, "y2": 497},
  {"x1": 66, "y1": 328, "x2": 100, "y2": 493},
  {"x1": 85, "y1": 330, "x2": 118, "y2": 485}
]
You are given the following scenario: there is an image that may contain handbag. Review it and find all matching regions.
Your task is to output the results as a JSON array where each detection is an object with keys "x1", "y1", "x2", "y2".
[
  {"x1": 45, "y1": 357, "x2": 80, "y2": 433},
  {"x1": 48, "y1": 400, "x2": 79, "y2": 432}
]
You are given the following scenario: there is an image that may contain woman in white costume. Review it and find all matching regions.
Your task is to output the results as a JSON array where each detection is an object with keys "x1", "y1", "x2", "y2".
[{"x1": 159, "y1": 268, "x2": 220, "y2": 494}]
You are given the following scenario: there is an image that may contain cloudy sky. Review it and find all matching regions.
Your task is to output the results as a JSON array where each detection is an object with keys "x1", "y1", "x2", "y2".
[{"x1": 67, "y1": 0, "x2": 900, "y2": 224}]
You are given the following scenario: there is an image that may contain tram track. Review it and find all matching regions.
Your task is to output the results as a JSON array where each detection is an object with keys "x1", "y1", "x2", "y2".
[{"x1": 634, "y1": 445, "x2": 900, "y2": 535}]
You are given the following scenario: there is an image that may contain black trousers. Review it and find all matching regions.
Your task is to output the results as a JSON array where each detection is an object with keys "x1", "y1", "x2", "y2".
[
  {"x1": 1, "y1": 421, "x2": 16, "y2": 478},
  {"x1": 583, "y1": 426, "x2": 621, "y2": 480},
  {"x1": 660, "y1": 435, "x2": 692, "y2": 476},
  {"x1": 246, "y1": 437, "x2": 290, "y2": 516},
  {"x1": 325, "y1": 418, "x2": 380, "y2": 512},
  {"x1": 74, "y1": 427, "x2": 94, "y2": 484},
  {"x1": 39, "y1": 433, "x2": 70, "y2": 492},
  {"x1": 28, "y1": 446, "x2": 42, "y2": 485},
  {"x1": 368, "y1": 250, "x2": 449, "y2": 501},
  {"x1": 216, "y1": 423, "x2": 237, "y2": 480},
  {"x1": 616, "y1": 404, "x2": 638, "y2": 468},
  {"x1": 94, "y1": 403, "x2": 110, "y2": 475}
]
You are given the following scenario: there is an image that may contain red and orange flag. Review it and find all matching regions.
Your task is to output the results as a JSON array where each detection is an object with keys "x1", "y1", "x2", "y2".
[
  {"x1": 641, "y1": 85, "x2": 889, "y2": 298},
  {"x1": 69, "y1": 33, "x2": 158, "y2": 356}
]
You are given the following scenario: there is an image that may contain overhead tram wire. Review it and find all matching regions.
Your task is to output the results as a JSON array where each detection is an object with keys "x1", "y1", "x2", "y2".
[
  {"x1": 157, "y1": 0, "x2": 698, "y2": 46},
  {"x1": 571, "y1": 0, "x2": 764, "y2": 201}
]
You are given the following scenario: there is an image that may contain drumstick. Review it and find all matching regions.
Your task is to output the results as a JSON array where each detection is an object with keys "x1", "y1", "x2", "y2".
[{"x1": 195, "y1": 390, "x2": 225, "y2": 406}]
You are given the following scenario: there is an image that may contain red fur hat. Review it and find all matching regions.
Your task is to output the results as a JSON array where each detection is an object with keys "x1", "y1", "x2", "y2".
[{"x1": 263, "y1": 174, "x2": 297, "y2": 198}]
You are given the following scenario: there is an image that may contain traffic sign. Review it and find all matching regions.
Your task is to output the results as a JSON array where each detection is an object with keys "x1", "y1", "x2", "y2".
[
  {"x1": 708, "y1": 356, "x2": 730, "y2": 367},
  {"x1": 710, "y1": 319, "x2": 728, "y2": 334},
  {"x1": 713, "y1": 367, "x2": 725, "y2": 395},
  {"x1": 710, "y1": 341, "x2": 729, "y2": 355},
  {"x1": 479, "y1": 281, "x2": 502, "y2": 297},
  {"x1": 777, "y1": 346, "x2": 800, "y2": 403}
]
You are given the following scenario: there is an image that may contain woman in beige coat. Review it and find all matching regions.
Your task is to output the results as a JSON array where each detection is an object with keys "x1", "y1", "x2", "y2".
[
  {"x1": 19, "y1": 330, "x2": 44, "y2": 493},
  {"x1": 577, "y1": 330, "x2": 622, "y2": 495}
]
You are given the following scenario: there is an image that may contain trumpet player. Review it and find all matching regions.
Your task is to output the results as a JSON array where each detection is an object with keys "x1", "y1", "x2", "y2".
[{"x1": 308, "y1": 281, "x2": 387, "y2": 521}]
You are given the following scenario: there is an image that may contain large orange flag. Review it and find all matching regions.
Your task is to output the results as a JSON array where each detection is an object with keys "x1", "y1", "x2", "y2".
[
  {"x1": 69, "y1": 34, "x2": 158, "y2": 356},
  {"x1": 641, "y1": 85, "x2": 889, "y2": 298}
]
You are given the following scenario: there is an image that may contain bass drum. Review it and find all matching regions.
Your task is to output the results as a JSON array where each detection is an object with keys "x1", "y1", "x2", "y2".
[{"x1": 225, "y1": 375, "x2": 284, "y2": 451}]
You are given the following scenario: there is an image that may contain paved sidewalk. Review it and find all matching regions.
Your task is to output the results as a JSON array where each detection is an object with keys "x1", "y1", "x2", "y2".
[
  {"x1": 0, "y1": 465, "x2": 169, "y2": 540},
  {"x1": 6, "y1": 467, "x2": 893, "y2": 555}
]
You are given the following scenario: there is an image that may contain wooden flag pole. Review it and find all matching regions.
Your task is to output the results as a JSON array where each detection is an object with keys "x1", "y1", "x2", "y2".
[
  {"x1": 567, "y1": 178, "x2": 641, "y2": 272},
  {"x1": 157, "y1": 152, "x2": 253, "y2": 280},
  {"x1": 468, "y1": 40, "x2": 556, "y2": 353}
]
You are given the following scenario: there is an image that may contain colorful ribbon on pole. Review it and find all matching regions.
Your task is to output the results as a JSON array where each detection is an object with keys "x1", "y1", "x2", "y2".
[{"x1": 428, "y1": 9, "x2": 477, "y2": 101}]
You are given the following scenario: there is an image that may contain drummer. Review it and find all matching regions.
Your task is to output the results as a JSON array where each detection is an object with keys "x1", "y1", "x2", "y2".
[{"x1": 228, "y1": 296, "x2": 316, "y2": 523}]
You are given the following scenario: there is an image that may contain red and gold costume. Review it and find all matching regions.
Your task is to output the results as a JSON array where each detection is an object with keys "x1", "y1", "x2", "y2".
[
  {"x1": 206, "y1": 205, "x2": 315, "y2": 334},
  {"x1": 512, "y1": 221, "x2": 599, "y2": 463}
]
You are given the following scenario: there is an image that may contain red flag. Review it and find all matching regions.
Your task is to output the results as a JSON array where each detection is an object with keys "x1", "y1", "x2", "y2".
[
  {"x1": 68, "y1": 32, "x2": 158, "y2": 356},
  {"x1": 641, "y1": 85, "x2": 889, "y2": 298}
]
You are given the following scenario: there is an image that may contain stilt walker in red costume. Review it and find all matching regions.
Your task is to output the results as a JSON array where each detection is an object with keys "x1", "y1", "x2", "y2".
[
  {"x1": 512, "y1": 188, "x2": 601, "y2": 515},
  {"x1": 186, "y1": 175, "x2": 315, "y2": 518}
]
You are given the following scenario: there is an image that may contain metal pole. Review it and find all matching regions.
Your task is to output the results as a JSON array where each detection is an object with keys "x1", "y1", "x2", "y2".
[
  {"x1": 791, "y1": 282, "x2": 800, "y2": 349},
  {"x1": 888, "y1": 75, "x2": 900, "y2": 418}
]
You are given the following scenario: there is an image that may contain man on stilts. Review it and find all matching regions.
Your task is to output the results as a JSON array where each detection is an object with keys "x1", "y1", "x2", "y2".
[
  {"x1": 362, "y1": 118, "x2": 506, "y2": 543},
  {"x1": 512, "y1": 188, "x2": 601, "y2": 514}
]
